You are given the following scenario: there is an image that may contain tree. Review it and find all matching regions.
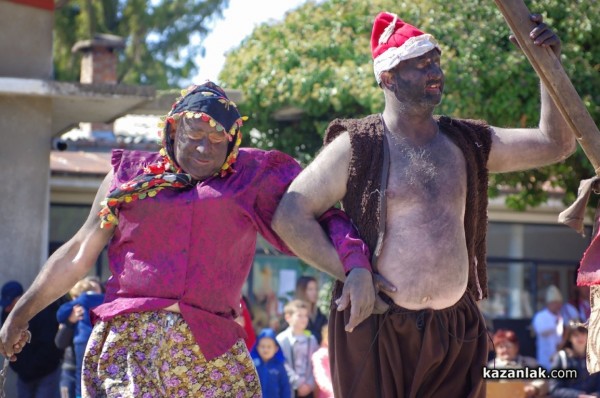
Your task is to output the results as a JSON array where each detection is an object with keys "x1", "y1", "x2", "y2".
[
  {"x1": 53, "y1": 0, "x2": 229, "y2": 89},
  {"x1": 220, "y1": 0, "x2": 600, "y2": 209}
]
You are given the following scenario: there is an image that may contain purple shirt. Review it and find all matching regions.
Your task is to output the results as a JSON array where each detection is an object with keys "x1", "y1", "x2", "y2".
[{"x1": 91, "y1": 148, "x2": 370, "y2": 359}]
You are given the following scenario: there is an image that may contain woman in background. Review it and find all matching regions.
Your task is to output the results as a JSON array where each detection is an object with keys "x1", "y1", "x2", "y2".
[{"x1": 294, "y1": 276, "x2": 328, "y2": 344}]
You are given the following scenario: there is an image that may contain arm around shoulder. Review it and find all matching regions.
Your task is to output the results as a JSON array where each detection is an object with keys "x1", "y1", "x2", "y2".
[
  {"x1": 272, "y1": 133, "x2": 356, "y2": 280},
  {"x1": 273, "y1": 132, "x2": 351, "y2": 226}
]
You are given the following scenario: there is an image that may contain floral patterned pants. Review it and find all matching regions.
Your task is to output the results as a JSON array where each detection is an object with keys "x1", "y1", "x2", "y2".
[{"x1": 82, "y1": 311, "x2": 261, "y2": 397}]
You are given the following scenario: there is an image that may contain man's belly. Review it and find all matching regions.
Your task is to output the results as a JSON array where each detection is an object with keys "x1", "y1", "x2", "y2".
[{"x1": 376, "y1": 225, "x2": 470, "y2": 310}]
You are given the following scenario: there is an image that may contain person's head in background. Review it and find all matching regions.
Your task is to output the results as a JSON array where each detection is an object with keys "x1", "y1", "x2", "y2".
[
  {"x1": 69, "y1": 276, "x2": 103, "y2": 299},
  {"x1": 559, "y1": 321, "x2": 588, "y2": 358},
  {"x1": 295, "y1": 276, "x2": 319, "y2": 314},
  {"x1": 250, "y1": 328, "x2": 285, "y2": 365},
  {"x1": 492, "y1": 329, "x2": 520, "y2": 362},
  {"x1": 545, "y1": 285, "x2": 563, "y2": 315},
  {"x1": 284, "y1": 299, "x2": 310, "y2": 335},
  {"x1": 1, "y1": 281, "x2": 24, "y2": 314}
]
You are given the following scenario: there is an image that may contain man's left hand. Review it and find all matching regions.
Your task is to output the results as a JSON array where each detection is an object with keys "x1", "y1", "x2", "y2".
[{"x1": 510, "y1": 14, "x2": 561, "y2": 58}]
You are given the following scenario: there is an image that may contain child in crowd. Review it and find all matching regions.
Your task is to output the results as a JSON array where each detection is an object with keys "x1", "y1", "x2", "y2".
[
  {"x1": 56, "y1": 276, "x2": 104, "y2": 398},
  {"x1": 311, "y1": 324, "x2": 333, "y2": 398},
  {"x1": 250, "y1": 328, "x2": 291, "y2": 398},
  {"x1": 277, "y1": 299, "x2": 318, "y2": 398}
]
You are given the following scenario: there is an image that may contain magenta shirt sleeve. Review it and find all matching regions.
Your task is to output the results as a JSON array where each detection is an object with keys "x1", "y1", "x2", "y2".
[
  {"x1": 318, "y1": 209, "x2": 372, "y2": 274},
  {"x1": 252, "y1": 150, "x2": 371, "y2": 274},
  {"x1": 251, "y1": 150, "x2": 302, "y2": 255}
]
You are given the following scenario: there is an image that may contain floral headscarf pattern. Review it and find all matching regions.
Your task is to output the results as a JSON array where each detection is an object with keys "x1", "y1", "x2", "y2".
[{"x1": 98, "y1": 81, "x2": 246, "y2": 228}]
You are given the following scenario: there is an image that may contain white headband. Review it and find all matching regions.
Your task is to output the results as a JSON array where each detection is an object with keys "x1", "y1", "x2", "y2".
[{"x1": 373, "y1": 34, "x2": 440, "y2": 84}]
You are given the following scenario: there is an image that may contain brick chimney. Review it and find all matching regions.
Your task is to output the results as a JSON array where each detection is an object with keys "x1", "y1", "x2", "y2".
[
  {"x1": 72, "y1": 33, "x2": 125, "y2": 84},
  {"x1": 72, "y1": 33, "x2": 126, "y2": 142}
]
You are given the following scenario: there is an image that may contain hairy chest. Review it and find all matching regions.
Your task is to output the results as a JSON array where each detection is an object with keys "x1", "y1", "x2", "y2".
[{"x1": 386, "y1": 131, "x2": 467, "y2": 207}]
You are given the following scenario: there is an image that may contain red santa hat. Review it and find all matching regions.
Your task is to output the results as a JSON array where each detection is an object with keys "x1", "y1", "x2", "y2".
[{"x1": 371, "y1": 12, "x2": 441, "y2": 84}]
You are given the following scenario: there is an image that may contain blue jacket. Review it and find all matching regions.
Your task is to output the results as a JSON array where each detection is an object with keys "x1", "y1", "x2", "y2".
[
  {"x1": 56, "y1": 292, "x2": 104, "y2": 345},
  {"x1": 251, "y1": 328, "x2": 292, "y2": 398}
]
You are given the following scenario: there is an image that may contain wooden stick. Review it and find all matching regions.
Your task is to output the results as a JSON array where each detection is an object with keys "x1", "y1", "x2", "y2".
[
  {"x1": 495, "y1": 0, "x2": 600, "y2": 376},
  {"x1": 494, "y1": 0, "x2": 600, "y2": 172}
]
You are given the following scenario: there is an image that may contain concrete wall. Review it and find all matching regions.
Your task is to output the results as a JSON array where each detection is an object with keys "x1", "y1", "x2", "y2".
[
  {"x1": 0, "y1": 4, "x2": 54, "y2": 395},
  {"x1": 0, "y1": 1, "x2": 53, "y2": 79},
  {"x1": 0, "y1": 0, "x2": 54, "y2": 284},
  {"x1": 0, "y1": 96, "x2": 52, "y2": 284}
]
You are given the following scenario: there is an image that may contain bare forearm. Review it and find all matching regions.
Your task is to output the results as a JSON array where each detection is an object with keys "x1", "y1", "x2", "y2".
[
  {"x1": 539, "y1": 80, "x2": 576, "y2": 159},
  {"x1": 273, "y1": 202, "x2": 346, "y2": 281},
  {"x1": 7, "y1": 239, "x2": 97, "y2": 327}
]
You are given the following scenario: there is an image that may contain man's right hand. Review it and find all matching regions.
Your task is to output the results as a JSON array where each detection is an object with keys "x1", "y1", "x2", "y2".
[{"x1": 336, "y1": 268, "x2": 396, "y2": 332}]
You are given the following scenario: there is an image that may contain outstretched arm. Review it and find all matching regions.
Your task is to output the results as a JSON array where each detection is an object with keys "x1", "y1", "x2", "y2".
[
  {"x1": 0, "y1": 171, "x2": 115, "y2": 360},
  {"x1": 487, "y1": 14, "x2": 576, "y2": 173}
]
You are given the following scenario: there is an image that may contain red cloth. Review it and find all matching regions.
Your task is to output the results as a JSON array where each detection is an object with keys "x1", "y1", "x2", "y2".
[
  {"x1": 371, "y1": 12, "x2": 426, "y2": 59},
  {"x1": 578, "y1": 211, "x2": 600, "y2": 286},
  {"x1": 240, "y1": 299, "x2": 256, "y2": 349},
  {"x1": 8, "y1": 0, "x2": 53, "y2": 10}
]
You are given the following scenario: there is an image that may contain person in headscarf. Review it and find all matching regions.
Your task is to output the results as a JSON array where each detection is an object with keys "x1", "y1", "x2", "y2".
[{"x1": 0, "y1": 81, "x2": 375, "y2": 397}]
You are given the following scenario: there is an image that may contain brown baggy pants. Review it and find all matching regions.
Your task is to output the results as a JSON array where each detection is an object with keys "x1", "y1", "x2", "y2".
[{"x1": 329, "y1": 283, "x2": 489, "y2": 398}]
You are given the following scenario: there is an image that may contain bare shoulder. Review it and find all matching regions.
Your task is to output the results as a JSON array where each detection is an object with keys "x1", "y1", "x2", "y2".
[
  {"x1": 286, "y1": 132, "x2": 351, "y2": 214},
  {"x1": 301, "y1": 131, "x2": 352, "y2": 171},
  {"x1": 293, "y1": 131, "x2": 350, "y2": 189},
  {"x1": 320, "y1": 130, "x2": 352, "y2": 158},
  {"x1": 76, "y1": 170, "x2": 115, "y2": 242}
]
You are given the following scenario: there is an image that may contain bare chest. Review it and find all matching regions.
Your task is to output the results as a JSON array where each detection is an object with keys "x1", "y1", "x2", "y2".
[
  {"x1": 377, "y1": 131, "x2": 470, "y2": 308},
  {"x1": 385, "y1": 131, "x2": 466, "y2": 208}
]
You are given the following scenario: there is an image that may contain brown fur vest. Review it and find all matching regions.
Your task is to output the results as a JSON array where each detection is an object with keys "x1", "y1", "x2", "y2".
[{"x1": 324, "y1": 114, "x2": 493, "y2": 300}]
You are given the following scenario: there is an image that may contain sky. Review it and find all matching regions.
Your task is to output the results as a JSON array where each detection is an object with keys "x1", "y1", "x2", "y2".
[
  {"x1": 66, "y1": 1, "x2": 310, "y2": 140},
  {"x1": 190, "y1": 0, "x2": 309, "y2": 84}
]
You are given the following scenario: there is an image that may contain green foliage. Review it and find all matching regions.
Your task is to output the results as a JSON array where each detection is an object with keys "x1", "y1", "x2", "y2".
[
  {"x1": 317, "y1": 278, "x2": 333, "y2": 316},
  {"x1": 220, "y1": 0, "x2": 600, "y2": 209},
  {"x1": 53, "y1": 0, "x2": 229, "y2": 88}
]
